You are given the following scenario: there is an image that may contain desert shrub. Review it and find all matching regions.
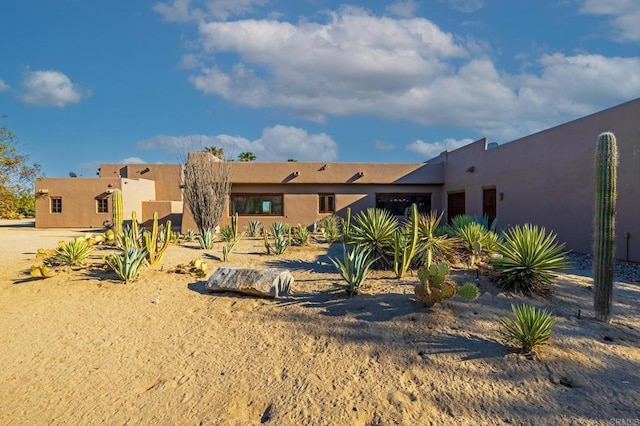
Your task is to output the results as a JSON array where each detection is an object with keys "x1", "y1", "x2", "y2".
[
  {"x1": 349, "y1": 208, "x2": 398, "y2": 269},
  {"x1": 183, "y1": 228, "x2": 196, "y2": 242},
  {"x1": 45, "y1": 238, "x2": 93, "y2": 267},
  {"x1": 415, "y1": 210, "x2": 458, "y2": 267},
  {"x1": 329, "y1": 244, "x2": 378, "y2": 296},
  {"x1": 500, "y1": 304, "x2": 555, "y2": 354},
  {"x1": 105, "y1": 246, "x2": 148, "y2": 283},
  {"x1": 319, "y1": 215, "x2": 341, "y2": 243},
  {"x1": 264, "y1": 221, "x2": 290, "y2": 255},
  {"x1": 292, "y1": 224, "x2": 310, "y2": 246},
  {"x1": 493, "y1": 224, "x2": 570, "y2": 295},
  {"x1": 218, "y1": 225, "x2": 235, "y2": 242},
  {"x1": 246, "y1": 219, "x2": 262, "y2": 237},
  {"x1": 197, "y1": 227, "x2": 215, "y2": 249}
]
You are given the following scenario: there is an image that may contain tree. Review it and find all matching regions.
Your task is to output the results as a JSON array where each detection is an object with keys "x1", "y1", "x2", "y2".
[
  {"x1": 204, "y1": 146, "x2": 225, "y2": 160},
  {"x1": 287, "y1": 159, "x2": 297, "y2": 162},
  {"x1": 0, "y1": 118, "x2": 41, "y2": 218},
  {"x1": 182, "y1": 151, "x2": 231, "y2": 232},
  {"x1": 238, "y1": 152, "x2": 256, "y2": 162}
]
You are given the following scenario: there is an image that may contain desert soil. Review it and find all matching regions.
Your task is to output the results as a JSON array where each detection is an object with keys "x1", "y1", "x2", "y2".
[{"x1": 0, "y1": 220, "x2": 638, "y2": 425}]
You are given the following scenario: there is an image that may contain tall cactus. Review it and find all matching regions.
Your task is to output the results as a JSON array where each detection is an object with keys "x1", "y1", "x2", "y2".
[
  {"x1": 593, "y1": 132, "x2": 618, "y2": 323},
  {"x1": 143, "y1": 212, "x2": 171, "y2": 266},
  {"x1": 112, "y1": 189, "x2": 123, "y2": 242}
]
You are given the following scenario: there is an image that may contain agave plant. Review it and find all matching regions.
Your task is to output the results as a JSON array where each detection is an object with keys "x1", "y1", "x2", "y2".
[
  {"x1": 320, "y1": 216, "x2": 341, "y2": 243},
  {"x1": 246, "y1": 219, "x2": 262, "y2": 237},
  {"x1": 197, "y1": 227, "x2": 215, "y2": 249},
  {"x1": 493, "y1": 224, "x2": 570, "y2": 295},
  {"x1": 184, "y1": 228, "x2": 197, "y2": 242},
  {"x1": 45, "y1": 238, "x2": 94, "y2": 267},
  {"x1": 500, "y1": 304, "x2": 555, "y2": 354},
  {"x1": 105, "y1": 246, "x2": 148, "y2": 283},
  {"x1": 456, "y1": 222, "x2": 501, "y2": 257},
  {"x1": 349, "y1": 208, "x2": 398, "y2": 269},
  {"x1": 218, "y1": 225, "x2": 235, "y2": 242},
  {"x1": 292, "y1": 224, "x2": 310, "y2": 246},
  {"x1": 329, "y1": 244, "x2": 378, "y2": 296}
]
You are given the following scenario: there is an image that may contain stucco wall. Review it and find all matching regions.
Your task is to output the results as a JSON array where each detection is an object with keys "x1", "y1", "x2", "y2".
[
  {"x1": 443, "y1": 98, "x2": 640, "y2": 261},
  {"x1": 100, "y1": 163, "x2": 183, "y2": 201},
  {"x1": 35, "y1": 177, "x2": 122, "y2": 228}
]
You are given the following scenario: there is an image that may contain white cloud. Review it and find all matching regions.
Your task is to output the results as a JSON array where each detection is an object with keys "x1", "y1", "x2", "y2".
[
  {"x1": 439, "y1": 0, "x2": 484, "y2": 13},
  {"x1": 163, "y1": 5, "x2": 640, "y2": 143},
  {"x1": 407, "y1": 138, "x2": 474, "y2": 160},
  {"x1": 19, "y1": 70, "x2": 89, "y2": 107},
  {"x1": 136, "y1": 125, "x2": 338, "y2": 162},
  {"x1": 0, "y1": 79, "x2": 9, "y2": 92},
  {"x1": 154, "y1": 0, "x2": 267, "y2": 22},
  {"x1": 385, "y1": 1, "x2": 419, "y2": 18},
  {"x1": 375, "y1": 141, "x2": 395, "y2": 151},
  {"x1": 579, "y1": 0, "x2": 640, "y2": 42},
  {"x1": 121, "y1": 157, "x2": 147, "y2": 164}
]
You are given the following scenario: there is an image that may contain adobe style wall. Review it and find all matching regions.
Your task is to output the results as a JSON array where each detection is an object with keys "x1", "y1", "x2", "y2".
[
  {"x1": 443, "y1": 98, "x2": 640, "y2": 262},
  {"x1": 100, "y1": 164, "x2": 183, "y2": 201}
]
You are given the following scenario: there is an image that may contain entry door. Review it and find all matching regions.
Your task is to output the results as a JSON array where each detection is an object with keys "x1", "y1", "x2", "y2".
[
  {"x1": 447, "y1": 192, "x2": 465, "y2": 223},
  {"x1": 483, "y1": 188, "x2": 497, "y2": 227}
]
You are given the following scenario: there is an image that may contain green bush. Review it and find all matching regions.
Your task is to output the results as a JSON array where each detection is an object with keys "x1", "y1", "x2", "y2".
[
  {"x1": 500, "y1": 304, "x2": 555, "y2": 354},
  {"x1": 329, "y1": 244, "x2": 378, "y2": 296},
  {"x1": 493, "y1": 224, "x2": 570, "y2": 295}
]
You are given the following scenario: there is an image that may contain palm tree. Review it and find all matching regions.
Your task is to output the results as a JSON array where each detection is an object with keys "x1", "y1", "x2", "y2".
[
  {"x1": 204, "y1": 146, "x2": 224, "y2": 160},
  {"x1": 238, "y1": 152, "x2": 256, "y2": 162}
]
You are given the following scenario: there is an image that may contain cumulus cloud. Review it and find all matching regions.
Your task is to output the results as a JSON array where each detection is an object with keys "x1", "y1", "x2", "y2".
[
  {"x1": 0, "y1": 79, "x2": 9, "y2": 92},
  {"x1": 136, "y1": 125, "x2": 338, "y2": 162},
  {"x1": 161, "y1": 4, "x2": 640, "y2": 143},
  {"x1": 121, "y1": 157, "x2": 148, "y2": 164},
  {"x1": 579, "y1": 0, "x2": 640, "y2": 42},
  {"x1": 406, "y1": 138, "x2": 474, "y2": 160},
  {"x1": 19, "y1": 70, "x2": 89, "y2": 107},
  {"x1": 385, "y1": 1, "x2": 419, "y2": 18},
  {"x1": 154, "y1": 0, "x2": 267, "y2": 22}
]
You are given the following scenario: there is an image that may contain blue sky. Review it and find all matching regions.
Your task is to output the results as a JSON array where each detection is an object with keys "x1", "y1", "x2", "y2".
[{"x1": 2, "y1": 0, "x2": 640, "y2": 177}]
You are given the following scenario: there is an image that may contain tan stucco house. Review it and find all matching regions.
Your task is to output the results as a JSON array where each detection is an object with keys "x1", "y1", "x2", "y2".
[{"x1": 35, "y1": 98, "x2": 640, "y2": 262}]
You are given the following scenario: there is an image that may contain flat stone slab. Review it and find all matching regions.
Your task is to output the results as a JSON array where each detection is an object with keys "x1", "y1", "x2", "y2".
[{"x1": 205, "y1": 267, "x2": 294, "y2": 298}]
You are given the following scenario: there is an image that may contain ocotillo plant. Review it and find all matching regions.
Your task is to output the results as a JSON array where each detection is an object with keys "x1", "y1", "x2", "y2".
[
  {"x1": 112, "y1": 188, "x2": 123, "y2": 242},
  {"x1": 593, "y1": 132, "x2": 618, "y2": 323}
]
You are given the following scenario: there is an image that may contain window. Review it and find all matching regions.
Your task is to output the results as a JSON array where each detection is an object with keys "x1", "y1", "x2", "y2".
[
  {"x1": 97, "y1": 198, "x2": 109, "y2": 213},
  {"x1": 376, "y1": 193, "x2": 431, "y2": 215},
  {"x1": 231, "y1": 194, "x2": 283, "y2": 216},
  {"x1": 51, "y1": 197, "x2": 62, "y2": 214},
  {"x1": 319, "y1": 194, "x2": 335, "y2": 213}
]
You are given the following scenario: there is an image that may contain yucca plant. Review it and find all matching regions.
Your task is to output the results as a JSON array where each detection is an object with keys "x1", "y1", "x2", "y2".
[
  {"x1": 45, "y1": 238, "x2": 94, "y2": 267},
  {"x1": 246, "y1": 219, "x2": 262, "y2": 237},
  {"x1": 493, "y1": 224, "x2": 570, "y2": 295},
  {"x1": 105, "y1": 246, "x2": 148, "y2": 283},
  {"x1": 456, "y1": 222, "x2": 501, "y2": 259},
  {"x1": 329, "y1": 244, "x2": 378, "y2": 296},
  {"x1": 198, "y1": 227, "x2": 215, "y2": 249},
  {"x1": 500, "y1": 304, "x2": 555, "y2": 354},
  {"x1": 416, "y1": 210, "x2": 457, "y2": 268},
  {"x1": 349, "y1": 208, "x2": 398, "y2": 269}
]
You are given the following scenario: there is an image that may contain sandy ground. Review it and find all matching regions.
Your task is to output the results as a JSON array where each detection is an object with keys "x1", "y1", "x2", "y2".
[{"x1": 1, "y1": 220, "x2": 639, "y2": 425}]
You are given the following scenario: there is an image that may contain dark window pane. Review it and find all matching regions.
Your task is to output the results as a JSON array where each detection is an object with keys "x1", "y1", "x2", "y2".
[
  {"x1": 231, "y1": 195, "x2": 283, "y2": 216},
  {"x1": 375, "y1": 194, "x2": 430, "y2": 215}
]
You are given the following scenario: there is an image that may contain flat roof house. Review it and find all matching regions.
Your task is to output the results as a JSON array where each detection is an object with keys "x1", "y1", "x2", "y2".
[{"x1": 35, "y1": 98, "x2": 640, "y2": 262}]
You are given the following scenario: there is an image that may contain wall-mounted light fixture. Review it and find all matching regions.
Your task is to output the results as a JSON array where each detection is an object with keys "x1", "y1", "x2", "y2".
[
  {"x1": 38, "y1": 189, "x2": 49, "y2": 194},
  {"x1": 500, "y1": 192, "x2": 504, "y2": 201},
  {"x1": 465, "y1": 166, "x2": 475, "y2": 173}
]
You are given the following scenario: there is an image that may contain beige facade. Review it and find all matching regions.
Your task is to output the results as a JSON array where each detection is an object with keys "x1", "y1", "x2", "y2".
[{"x1": 34, "y1": 98, "x2": 640, "y2": 261}]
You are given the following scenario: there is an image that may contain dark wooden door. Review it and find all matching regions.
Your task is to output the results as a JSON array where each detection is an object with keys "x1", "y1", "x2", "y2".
[
  {"x1": 447, "y1": 192, "x2": 465, "y2": 223},
  {"x1": 483, "y1": 188, "x2": 497, "y2": 227}
]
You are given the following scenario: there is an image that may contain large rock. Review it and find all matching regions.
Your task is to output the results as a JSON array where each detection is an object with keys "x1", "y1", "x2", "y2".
[{"x1": 205, "y1": 267, "x2": 294, "y2": 298}]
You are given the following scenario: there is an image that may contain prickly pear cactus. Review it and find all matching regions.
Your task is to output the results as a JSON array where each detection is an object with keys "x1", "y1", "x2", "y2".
[{"x1": 414, "y1": 262, "x2": 478, "y2": 307}]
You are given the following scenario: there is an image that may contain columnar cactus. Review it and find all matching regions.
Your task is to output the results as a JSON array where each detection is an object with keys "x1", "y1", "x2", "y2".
[
  {"x1": 593, "y1": 132, "x2": 618, "y2": 323},
  {"x1": 143, "y1": 212, "x2": 172, "y2": 266},
  {"x1": 112, "y1": 189, "x2": 123, "y2": 242}
]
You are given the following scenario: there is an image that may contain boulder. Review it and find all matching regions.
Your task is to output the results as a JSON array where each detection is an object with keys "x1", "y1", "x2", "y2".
[{"x1": 205, "y1": 267, "x2": 294, "y2": 298}]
